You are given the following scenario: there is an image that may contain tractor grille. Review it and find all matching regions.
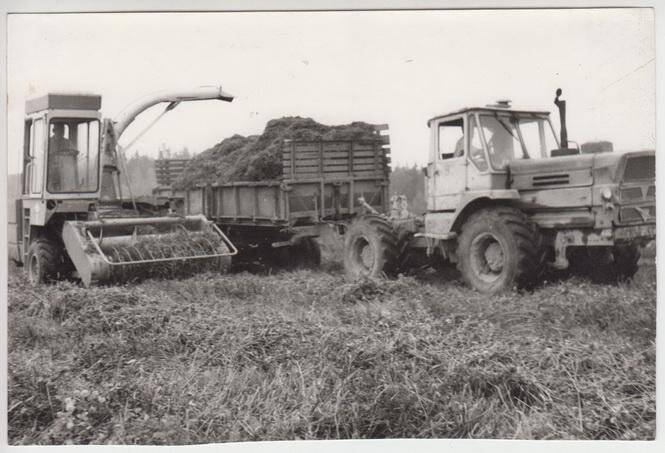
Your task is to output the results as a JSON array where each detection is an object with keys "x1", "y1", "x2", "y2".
[
  {"x1": 532, "y1": 173, "x2": 570, "y2": 187},
  {"x1": 622, "y1": 155, "x2": 655, "y2": 181},
  {"x1": 619, "y1": 185, "x2": 655, "y2": 202},
  {"x1": 619, "y1": 205, "x2": 656, "y2": 223},
  {"x1": 616, "y1": 154, "x2": 655, "y2": 225},
  {"x1": 620, "y1": 187, "x2": 643, "y2": 201}
]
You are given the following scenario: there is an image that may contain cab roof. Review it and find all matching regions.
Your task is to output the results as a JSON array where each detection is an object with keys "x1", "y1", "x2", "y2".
[
  {"x1": 427, "y1": 106, "x2": 551, "y2": 127},
  {"x1": 26, "y1": 93, "x2": 102, "y2": 114}
]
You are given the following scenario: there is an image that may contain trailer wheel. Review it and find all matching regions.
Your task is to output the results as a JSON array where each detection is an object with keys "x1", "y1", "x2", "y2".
[
  {"x1": 456, "y1": 207, "x2": 544, "y2": 293},
  {"x1": 26, "y1": 238, "x2": 63, "y2": 285},
  {"x1": 343, "y1": 215, "x2": 398, "y2": 278}
]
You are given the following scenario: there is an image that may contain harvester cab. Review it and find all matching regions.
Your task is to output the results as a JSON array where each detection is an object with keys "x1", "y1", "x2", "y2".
[{"x1": 14, "y1": 86, "x2": 238, "y2": 286}]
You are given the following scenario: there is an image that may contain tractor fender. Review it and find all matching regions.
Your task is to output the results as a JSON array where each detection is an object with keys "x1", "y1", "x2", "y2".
[{"x1": 449, "y1": 190, "x2": 521, "y2": 233}]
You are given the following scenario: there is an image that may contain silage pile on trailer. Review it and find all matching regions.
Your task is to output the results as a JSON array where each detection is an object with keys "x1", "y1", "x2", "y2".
[{"x1": 174, "y1": 117, "x2": 380, "y2": 188}]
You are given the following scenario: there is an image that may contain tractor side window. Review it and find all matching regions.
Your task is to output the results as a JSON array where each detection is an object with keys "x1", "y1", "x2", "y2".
[
  {"x1": 47, "y1": 118, "x2": 100, "y2": 193},
  {"x1": 31, "y1": 119, "x2": 45, "y2": 194},
  {"x1": 438, "y1": 119, "x2": 464, "y2": 159},
  {"x1": 468, "y1": 116, "x2": 488, "y2": 171}
]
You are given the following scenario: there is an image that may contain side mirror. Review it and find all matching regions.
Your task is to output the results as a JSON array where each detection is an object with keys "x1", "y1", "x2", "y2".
[{"x1": 422, "y1": 166, "x2": 428, "y2": 177}]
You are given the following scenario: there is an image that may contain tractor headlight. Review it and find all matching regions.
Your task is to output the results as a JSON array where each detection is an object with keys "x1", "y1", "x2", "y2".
[{"x1": 601, "y1": 188, "x2": 613, "y2": 201}]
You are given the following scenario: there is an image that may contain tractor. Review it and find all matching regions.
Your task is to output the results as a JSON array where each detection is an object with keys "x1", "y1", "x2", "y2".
[
  {"x1": 343, "y1": 89, "x2": 656, "y2": 293},
  {"x1": 9, "y1": 86, "x2": 238, "y2": 286}
]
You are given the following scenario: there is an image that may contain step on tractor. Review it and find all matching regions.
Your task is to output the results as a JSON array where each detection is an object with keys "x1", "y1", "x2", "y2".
[
  {"x1": 9, "y1": 86, "x2": 238, "y2": 286},
  {"x1": 343, "y1": 89, "x2": 656, "y2": 293}
]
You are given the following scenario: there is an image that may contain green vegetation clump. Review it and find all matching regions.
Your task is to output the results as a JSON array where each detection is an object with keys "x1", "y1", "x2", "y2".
[
  {"x1": 174, "y1": 117, "x2": 380, "y2": 188},
  {"x1": 7, "y1": 253, "x2": 655, "y2": 444}
]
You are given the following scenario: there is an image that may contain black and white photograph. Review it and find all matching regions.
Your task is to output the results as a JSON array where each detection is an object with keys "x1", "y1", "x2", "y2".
[{"x1": 1, "y1": 1, "x2": 660, "y2": 450}]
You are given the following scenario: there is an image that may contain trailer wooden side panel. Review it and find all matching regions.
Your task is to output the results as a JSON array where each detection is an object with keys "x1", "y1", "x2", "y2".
[{"x1": 154, "y1": 133, "x2": 391, "y2": 227}]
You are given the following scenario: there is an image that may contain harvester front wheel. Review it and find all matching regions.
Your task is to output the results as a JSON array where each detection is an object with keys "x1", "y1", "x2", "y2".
[
  {"x1": 457, "y1": 207, "x2": 544, "y2": 294},
  {"x1": 343, "y1": 215, "x2": 399, "y2": 278},
  {"x1": 26, "y1": 238, "x2": 63, "y2": 285}
]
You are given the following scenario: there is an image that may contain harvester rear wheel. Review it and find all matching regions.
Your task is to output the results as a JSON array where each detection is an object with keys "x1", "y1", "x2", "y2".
[
  {"x1": 456, "y1": 207, "x2": 544, "y2": 294},
  {"x1": 26, "y1": 238, "x2": 64, "y2": 285},
  {"x1": 343, "y1": 215, "x2": 399, "y2": 278}
]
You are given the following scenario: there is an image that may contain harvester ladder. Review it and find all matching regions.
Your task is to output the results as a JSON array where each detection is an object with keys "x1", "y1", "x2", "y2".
[{"x1": 22, "y1": 208, "x2": 31, "y2": 262}]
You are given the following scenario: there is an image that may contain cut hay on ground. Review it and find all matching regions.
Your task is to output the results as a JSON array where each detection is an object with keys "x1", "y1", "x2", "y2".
[{"x1": 7, "y1": 257, "x2": 656, "y2": 444}]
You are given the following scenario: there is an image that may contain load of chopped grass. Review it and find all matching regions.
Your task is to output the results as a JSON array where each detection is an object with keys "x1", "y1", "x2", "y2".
[{"x1": 174, "y1": 117, "x2": 381, "y2": 188}]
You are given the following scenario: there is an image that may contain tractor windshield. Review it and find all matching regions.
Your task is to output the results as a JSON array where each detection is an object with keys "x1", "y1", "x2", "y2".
[
  {"x1": 47, "y1": 118, "x2": 100, "y2": 193},
  {"x1": 478, "y1": 114, "x2": 559, "y2": 170}
]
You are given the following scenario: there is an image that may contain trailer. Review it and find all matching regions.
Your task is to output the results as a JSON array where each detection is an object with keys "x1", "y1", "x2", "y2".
[{"x1": 153, "y1": 126, "x2": 391, "y2": 269}]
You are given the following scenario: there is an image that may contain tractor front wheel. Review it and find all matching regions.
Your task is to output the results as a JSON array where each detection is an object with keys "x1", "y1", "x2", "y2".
[
  {"x1": 343, "y1": 215, "x2": 399, "y2": 278},
  {"x1": 456, "y1": 207, "x2": 544, "y2": 294},
  {"x1": 26, "y1": 238, "x2": 64, "y2": 285}
]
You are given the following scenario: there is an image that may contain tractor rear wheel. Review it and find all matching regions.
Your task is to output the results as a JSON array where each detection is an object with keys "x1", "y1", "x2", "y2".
[
  {"x1": 26, "y1": 238, "x2": 64, "y2": 285},
  {"x1": 343, "y1": 215, "x2": 399, "y2": 278},
  {"x1": 456, "y1": 207, "x2": 544, "y2": 293}
]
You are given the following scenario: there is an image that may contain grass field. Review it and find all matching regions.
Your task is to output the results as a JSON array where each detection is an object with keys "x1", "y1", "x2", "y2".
[{"x1": 7, "y1": 246, "x2": 656, "y2": 444}]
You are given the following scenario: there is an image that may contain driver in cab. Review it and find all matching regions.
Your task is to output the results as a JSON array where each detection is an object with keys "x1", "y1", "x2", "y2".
[
  {"x1": 49, "y1": 123, "x2": 78, "y2": 155},
  {"x1": 48, "y1": 123, "x2": 79, "y2": 191}
]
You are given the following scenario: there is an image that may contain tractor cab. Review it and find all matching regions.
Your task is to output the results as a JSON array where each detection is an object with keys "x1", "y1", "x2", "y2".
[
  {"x1": 23, "y1": 93, "x2": 103, "y2": 200},
  {"x1": 425, "y1": 101, "x2": 565, "y2": 212},
  {"x1": 427, "y1": 101, "x2": 563, "y2": 172}
]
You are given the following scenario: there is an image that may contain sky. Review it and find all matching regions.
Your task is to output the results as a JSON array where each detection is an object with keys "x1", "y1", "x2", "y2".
[{"x1": 6, "y1": 8, "x2": 655, "y2": 176}]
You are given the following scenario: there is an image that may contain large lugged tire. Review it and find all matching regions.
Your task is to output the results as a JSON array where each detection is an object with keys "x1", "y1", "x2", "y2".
[
  {"x1": 456, "y1": 207, "x2": 544, "y2": 293},
  {"x1": 343, "y1": 215, "x2": 399, "y2": 278},
  {"x1": 26, "y1": 238, "x2": 65, "y2": 285}
]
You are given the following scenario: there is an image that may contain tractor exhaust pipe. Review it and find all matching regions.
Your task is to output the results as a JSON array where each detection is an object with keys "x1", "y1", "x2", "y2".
[{"x1": 554, "y1": 88, "x2": 568, "y2": 148}]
